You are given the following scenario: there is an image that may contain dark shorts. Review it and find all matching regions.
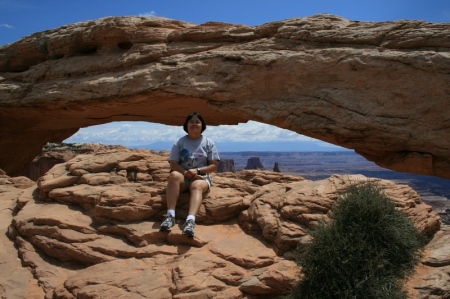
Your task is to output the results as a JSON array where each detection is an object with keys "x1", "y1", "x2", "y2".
[{"x1": 184, "y1": 175, "x2": 211, "y2": 190}]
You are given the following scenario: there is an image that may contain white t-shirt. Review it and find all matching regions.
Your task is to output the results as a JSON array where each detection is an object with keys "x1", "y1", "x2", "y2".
[{"x1": 169, "y1": 135, "x2": 220, "y2": 170}]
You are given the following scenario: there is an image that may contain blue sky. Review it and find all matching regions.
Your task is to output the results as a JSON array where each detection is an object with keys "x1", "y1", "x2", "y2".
[
  {"x1": 1, "y1": 0, "x2": 449, "y2": 46},
  {"x1": 1, "y1": 0, "x2": 449, "y2": 151}
]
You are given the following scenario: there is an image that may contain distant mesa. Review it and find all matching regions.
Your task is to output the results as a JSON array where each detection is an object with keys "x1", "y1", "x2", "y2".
[
  {"x1": 245, "y1": 157, "x2": 264, "y2": 170},
  {"x1": 273, "y1": 162, "x2": 281, "y2": 173},
  {"x1": 217, "y1": 158, "x2": 236, "y2": 173}
]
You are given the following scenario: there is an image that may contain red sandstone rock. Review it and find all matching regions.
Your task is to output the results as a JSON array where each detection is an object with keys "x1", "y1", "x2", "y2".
[
  {"x1": 0, "y1": 15, "x2": 449, "y2": 179},
  {"x1": 273, "y1": 162, "x2": 280, "y2": 173},
  {"x1": 22, "y1": 143, "x2": 126, "y2": 181},
  {"x1": 0, "y1": 148, "x2": 447, "y2": 298},
  {"x1": 0, "y1": 175, "x2": 44, "y2": 299},
  {"x1": 245, "y1": 157, "x2": 265, "y2": 170},
  {"x1": 217, "y1": 158, "x2": 236, "y2": 173}
]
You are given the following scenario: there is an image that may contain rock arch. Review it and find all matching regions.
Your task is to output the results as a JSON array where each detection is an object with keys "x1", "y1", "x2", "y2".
[{"x1": 0, "y1": 14, "x2": 449, "y2": 178}]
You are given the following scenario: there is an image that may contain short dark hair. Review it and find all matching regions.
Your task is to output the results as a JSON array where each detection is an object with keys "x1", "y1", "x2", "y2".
[{"x1": 183, "y1": 112, "x2": 207, "y2": 133}]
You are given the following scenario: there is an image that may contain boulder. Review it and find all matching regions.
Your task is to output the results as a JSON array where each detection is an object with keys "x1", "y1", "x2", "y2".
[
  {"x1": 21, "y1": 143, "x2": 126, "y2": 181},
  {"x1": 0, "y1": 148, "x2": 446, "y2": 298}
]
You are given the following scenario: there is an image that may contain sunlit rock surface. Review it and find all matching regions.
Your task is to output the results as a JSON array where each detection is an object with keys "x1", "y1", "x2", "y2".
[
  {"x1": 0, "y1": 148, "x2": 447, "y2": 298},
  {"x1": 0, "y1": 14, "x2": 449, "y2": 179}
]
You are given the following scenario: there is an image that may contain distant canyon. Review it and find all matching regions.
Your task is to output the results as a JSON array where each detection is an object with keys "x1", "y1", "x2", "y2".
[{"x1": 220, "y1": 151, "x2": 450, "y2": 218}]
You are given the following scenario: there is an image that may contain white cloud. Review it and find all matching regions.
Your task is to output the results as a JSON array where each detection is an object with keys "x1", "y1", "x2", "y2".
[
  {"x1": 64, "y1": 121, "x2": 315, "y2": 146},
  {"x1": 65, "y1": 122, "x2": 182, "y2": 146},
  {"x1": 206, "y1": 121, "x2": 314, "y2": 142},
  {"x1": 139, "y1": 11, "x2": 157, "y2": 17},
  {"x1": 0, "y1": 24, "x2": 14, "y2": 29}
]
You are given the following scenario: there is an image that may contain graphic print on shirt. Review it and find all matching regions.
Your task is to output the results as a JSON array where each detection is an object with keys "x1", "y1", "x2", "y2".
[{"x1": 180, "y1": 147, "x2": 204, "y2": 168}]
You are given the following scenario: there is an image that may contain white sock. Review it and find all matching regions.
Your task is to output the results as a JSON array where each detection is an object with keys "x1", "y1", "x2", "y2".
[
  {"x1": 186, "y1": 215, "x2": 195, "y2": 222},
  {"x1": 167, "y1": 209, "x2": 175, "y2": 217}
]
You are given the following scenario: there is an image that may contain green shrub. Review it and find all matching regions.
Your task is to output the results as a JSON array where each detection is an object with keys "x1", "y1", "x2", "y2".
[{"x1": 289, "y1": 183, "x2": 426, "y2": 299}]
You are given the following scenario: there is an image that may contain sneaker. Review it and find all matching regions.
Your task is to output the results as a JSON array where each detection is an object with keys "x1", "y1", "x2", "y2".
[
  {"x1": 160, "y1": 214, "x2": 175, "y2": 231},
  {"x1": 182, "y1": 219, "x2": 196, "y2": 237}
]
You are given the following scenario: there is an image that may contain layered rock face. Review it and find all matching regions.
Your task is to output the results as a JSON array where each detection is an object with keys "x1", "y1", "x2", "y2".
[
  {"x1": 217, "y1": 158, "x2": 236, "y2": 173},
  {"x1": 1, "y1": 148, "x2": 448, "y2": 298},
  {"x1": 245, "y1": 157, "x2": 264, "y2": 170},
  {"x1": 22, "y1": 143, "x2": 126, "y2": 181},
  {"x1": 25, "y1": 143, "x2": 235, "y2": 180},
  {"x1": 0, "y1": 14, "x2": 449, "y2": 179},
  {"x1": 273, "y1": 162, "x2": 281, "y2": 173}
]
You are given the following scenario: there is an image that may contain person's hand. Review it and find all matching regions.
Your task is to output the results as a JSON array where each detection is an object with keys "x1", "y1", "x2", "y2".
[
  {"x1": 183, "y1": 169, "x2": 204, "y2": 181},
  {"x1": 183, "y1": 169, "x2": 196, "y2": 179}
]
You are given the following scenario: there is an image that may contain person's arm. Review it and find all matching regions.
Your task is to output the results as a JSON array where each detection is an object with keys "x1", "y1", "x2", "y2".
[
  {"x1": 180, "y1": 160, "x2": 219, "y2": 181},
  {"x1": 197, "y1": 160, "x2": 218, "y2": 175},
  {"x1": 169, "y1": 160, "x2": 195, "y2": 179}
]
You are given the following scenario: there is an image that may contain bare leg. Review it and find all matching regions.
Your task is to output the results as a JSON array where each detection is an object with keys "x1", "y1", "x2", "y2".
[
  {"x1": 188, "y1": 180, "x2": 209, "y2": 216},
  {"x1": 166, "y1": 171, "x2": 187, "y2": 210}
]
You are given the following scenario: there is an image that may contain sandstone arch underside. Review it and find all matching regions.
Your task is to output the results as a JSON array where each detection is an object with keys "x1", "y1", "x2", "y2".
[{"x1": 0, "y1": 14, "x2": 449, "y2": 178}]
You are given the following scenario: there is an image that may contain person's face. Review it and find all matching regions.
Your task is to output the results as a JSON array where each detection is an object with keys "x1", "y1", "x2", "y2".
[{"x1": 187, "y1": 116, "x2": 202, "y2": 134}]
